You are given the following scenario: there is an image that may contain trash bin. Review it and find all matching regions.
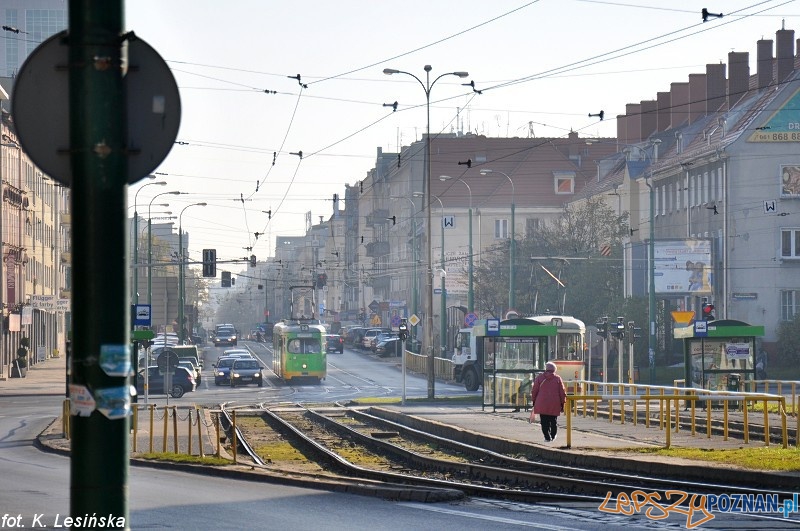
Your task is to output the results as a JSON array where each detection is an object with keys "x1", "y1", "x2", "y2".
[{"x1": 727, "y1": 373, "x2": 741, "y2": 409}]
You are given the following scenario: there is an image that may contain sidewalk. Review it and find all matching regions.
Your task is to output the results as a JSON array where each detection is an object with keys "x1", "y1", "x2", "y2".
[{"x1": 0, "y1": 354, "x2": 67, "y2": 397}]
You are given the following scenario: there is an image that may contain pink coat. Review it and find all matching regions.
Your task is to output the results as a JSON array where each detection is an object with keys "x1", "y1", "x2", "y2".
[{"x1": 530, "y1": 370, "x2": 566, "y2": 416}]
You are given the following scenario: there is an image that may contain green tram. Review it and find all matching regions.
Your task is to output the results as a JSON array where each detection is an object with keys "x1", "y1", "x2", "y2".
[{"x1": 272, "y1": 320, "x2": 327, "y2": 383}]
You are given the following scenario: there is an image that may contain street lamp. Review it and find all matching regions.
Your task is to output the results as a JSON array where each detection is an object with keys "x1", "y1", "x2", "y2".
[
  {"x1": 432, "y1": 194, "x2": 446, "y2": 356},
  {"x1": 133, "y1": 178, "x2": 166, "y2": 304},
  {"x1": 148, "y1": 191, "x2": 182, "y2": 308},
  {"x1": 178, "y1": 203, "x2": 207, "y2": 344},
  {"x1": 440, "y1": 175, "x2": 473, "y2": 313},
  {"x1": 383, "y1": 65, "x2": 469, "y2": 399},
  {"x1": 479, "y1": 169, "x2": 515, "y2": 313}
]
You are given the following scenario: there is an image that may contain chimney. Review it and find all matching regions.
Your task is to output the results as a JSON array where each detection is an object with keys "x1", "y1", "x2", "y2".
[
  {"x1": 656, "y1": 91, "x2": 671, "y2": 131},
  {"x1": 626, "y1": 103, "x2": 642, "y2": 143},
  {"x1": 616, "y1": 114, "x2": 628, "y2": 144},
  {"x1": 670, "y1": 82, "x2": 690, "y2": 128},
  {"x1": 776, "y1": 28, "x2": 795, "y2": 82},
  {"x1": 757, "y1": 38, "x2": 774, "y2": 89},
  {"x1": 728, "y1": 52, "x2": 749, "y2": 107},
  {"x1": 640, "y1": 100, "x2": 657, "y2": 139},
  {"x1": 706, "y1": 63, "x2": 726, "y2": 113},
  {"x1": 688, "y1": 73, "x2": 707, "y2": 123}
]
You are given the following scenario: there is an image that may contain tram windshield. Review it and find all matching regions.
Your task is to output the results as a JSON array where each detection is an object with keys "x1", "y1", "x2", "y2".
[
  {"x1": 551, "y1": 332, "x2": 584, "y2": 361},
  {"x1": 287, "y1": 338, "x2": 321, "y2": 354}
]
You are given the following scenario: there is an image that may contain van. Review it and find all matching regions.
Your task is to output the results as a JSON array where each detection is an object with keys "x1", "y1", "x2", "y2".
[{"x1": 157, "y1": 345, "x2": 203, "y2": 370}]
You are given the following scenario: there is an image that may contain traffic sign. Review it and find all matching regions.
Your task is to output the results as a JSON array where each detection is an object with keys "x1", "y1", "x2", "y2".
[
  {"x1": 408, "y1": 314, "x2": 420, "y2": 327},
  {"x1": 13, "y1": 31, "x2": 181, "y2": 185},
  {"x1": 390, "y1": 315, "x2": 401, "y2": 328},
  {"x1": 133, "y1": 304, "x2": 152, "y2": 326},
  {"x1": 464, "y1": 312, "x2": 478, "y2": 327}
]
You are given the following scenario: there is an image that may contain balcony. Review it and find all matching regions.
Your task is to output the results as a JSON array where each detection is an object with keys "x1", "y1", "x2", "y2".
[
  {"x1": 365, "y1": 240, "x2": 389, "y2": 258},
  {"x1": 365, "y1": 209, "x2": 390, "y2": 227}
]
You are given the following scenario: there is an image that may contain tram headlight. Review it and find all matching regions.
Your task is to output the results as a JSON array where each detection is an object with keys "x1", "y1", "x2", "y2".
[{"x1": 302, "y1": 363, "x2": 308, "y2": 369}]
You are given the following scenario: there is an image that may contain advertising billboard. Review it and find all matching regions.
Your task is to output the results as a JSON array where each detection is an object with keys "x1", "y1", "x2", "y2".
[{"x1": 654, "y1": 239, "x2": 713, "y2": 295}]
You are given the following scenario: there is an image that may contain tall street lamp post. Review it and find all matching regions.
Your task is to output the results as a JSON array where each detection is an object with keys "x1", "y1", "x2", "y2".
[
  {"x1": 133, "y1": 178, "x2": 165, "y2": 304},
  {"x1": 480, "y1": 169, "x2": 515, "y2": 312},
  {"x1": 148, "y1": 191, "x2": 181, "y2": 307},
  {"x1": 178, "y1": 202, "x2": 206, "y2": 344},
  {"x1": 439, "y1": 175, "x2": 473, "y2": 313},
  {"x1": 383, "y1": 65, "x2": 469, "y2": 399},
  {"x1": 432, "y1": 195, "x2": 446, "y2": 356}
]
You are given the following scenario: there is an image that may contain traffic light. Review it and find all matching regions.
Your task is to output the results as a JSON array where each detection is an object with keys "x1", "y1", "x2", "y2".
[
  {"x1": 596, "y1": 318, "x2": 608, "y2": 339},
  {"x1": 701, "y1": 302, "x2": 715, "y2": 321},
  {"x1": 316, "y1": 272, "x2": 327, "y2": 288},
  {"x1": 398, "y1": 318, "x2": 408, "y2": 341},
  {"x1": 610, "y1": 317, "x2": 625, "y2": 339},
  {"x1": 202, "y1": 249, "x2": 216, "y2": 277},
  {"x1": 221, "y1": 271, "x2": 231, "y2": 287},
  {"x1": 627, "y1": 321, "x2": 641, "y2": 344},
  {"x1": 250, "y1": 254, "x2": 256, "y2": 268}
]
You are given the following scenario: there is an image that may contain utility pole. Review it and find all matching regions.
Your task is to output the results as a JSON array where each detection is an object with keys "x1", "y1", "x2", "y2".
[{"x1": 69, "y1": 2, "x2": 128, "y2": 520}]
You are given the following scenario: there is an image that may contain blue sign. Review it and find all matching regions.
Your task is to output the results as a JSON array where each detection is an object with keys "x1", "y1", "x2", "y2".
[
  {"x1": 133, "y1": 304, "x2": 152, "y2": 326},
  {"x1": 487, "y1": 318, "x2": 500, "y2": 336},
  {"x1": 694, "y1": 320, "x2": 708, "y2": 337}
]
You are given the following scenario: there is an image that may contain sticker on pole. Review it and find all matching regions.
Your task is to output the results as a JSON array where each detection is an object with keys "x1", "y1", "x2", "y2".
[{"x1": 69, "y1": 384, "x2": 96, "y2": 417}]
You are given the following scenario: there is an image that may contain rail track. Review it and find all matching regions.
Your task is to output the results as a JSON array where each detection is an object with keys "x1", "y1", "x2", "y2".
[{"x1": 222, "y1": 404, "x2": 798, "y2": 507}]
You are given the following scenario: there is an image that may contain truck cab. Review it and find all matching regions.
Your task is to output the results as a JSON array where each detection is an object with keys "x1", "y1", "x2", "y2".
[{"x1": 452, "y1": 327, "x2": 483, "y2": 391}]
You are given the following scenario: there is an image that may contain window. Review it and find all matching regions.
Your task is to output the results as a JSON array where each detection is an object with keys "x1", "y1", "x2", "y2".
[
  {"x1": 553, "y1": 172, "x2": 575, "y2": 194},
  {"x1": 495, "y1": 219, "x2": 509, "y2": 239},
  {"x1": 525, "y1": 218, "x2": 540, "y2": 239},
  {"x1": 781, "y1": 291, "x2": 800, "y2": 321},
  {"x1": 781, "y1": 228, "x2": 800, "y2": 258}
]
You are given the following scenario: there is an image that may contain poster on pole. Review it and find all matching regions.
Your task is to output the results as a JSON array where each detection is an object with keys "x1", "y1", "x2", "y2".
[{"x1": 654, "y1": 239, "x2": 713, "y2": 295}]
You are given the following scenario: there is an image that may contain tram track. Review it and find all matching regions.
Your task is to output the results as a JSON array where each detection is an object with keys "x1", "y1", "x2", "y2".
[{"x1": 227, "y1": 404, "x2": 797, "y2": 505}]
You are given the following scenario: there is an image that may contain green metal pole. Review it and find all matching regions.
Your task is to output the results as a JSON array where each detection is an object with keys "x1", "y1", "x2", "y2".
[
  {"x1": 440, "y1": 205, "x2": 446, "y2": 356},
  {"x1": 69, "y1": 1, "x2": 128, "y2": 520},
  {"x1": 648, "y1": 179, "x2": 656, "y2": 384},
  {"x1": 411, "y1": 217, "x2": 417, "y2": 343},
  {"x1": 510, "y1": 201, "x2": 516, "y2": 311},
  {"x1": 468, "y1": 206, "x2": 473, "y2": 313}
]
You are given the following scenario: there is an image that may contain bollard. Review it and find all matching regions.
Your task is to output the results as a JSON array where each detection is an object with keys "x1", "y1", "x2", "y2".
[
  {"x1": 172, "y1": 406, "x2": 179, "y2": 454},
  {"x1": 665, "y1": 398, "x2": 672, "y2": 449},
  {"x1": 188, "y1": 408, "x2": 193, "y2": 456},
  {"x1": 781, "y1": 397, "x2": 788, "y2": 449},
  {"x1": 706, "y1": 394, "x2": 712, "y2": 439},
  {"x1": 690, "y1": 394, "x2": 696, "y2": 436},
  {"x1": 723, "y1": 399, "x2": 729, "y2": 441},
  {"x1": 215, "y1": 412, "x2": 221, "y2": 457},
  {"x1": 566, "y1": 397, "x2": 572, "y2": 449},
  {"x1": 197, "y1": 407, "x2": 204, "y2": 458},
  {"x1": 673, "y1": 394, "x2": 679, "y2": 434},
  {"x1": 132, "y1": 406, "x2": 138, "y2": 453},
  {"x1": 645, "y1": 390, "x2": 651, "y2": 429},
  {"x1": 162, "y1": 405, "x2": 169, "y2": 453},
  {"x1": 763, "y1": 399, "x2": 769, "y2": 447},
  {"x1": 743, "y1": 397, "x2": 750, "y2": 444},
  {"x1": 149, "y1": 404, "x2": 155, "y2": 453},
  {"x1": 62, "y1": 399, "x2": 71, "y2": 439}
]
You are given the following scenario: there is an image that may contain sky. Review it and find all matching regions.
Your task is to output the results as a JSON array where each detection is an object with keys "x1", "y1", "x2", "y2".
[{"x1": 124, "y1": 0, "x2": 800, "y2": 265}]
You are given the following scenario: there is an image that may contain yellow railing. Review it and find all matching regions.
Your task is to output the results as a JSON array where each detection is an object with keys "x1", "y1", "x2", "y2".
[{"x1": 566, "y1": 383, "x2": 790, "y2": 450}]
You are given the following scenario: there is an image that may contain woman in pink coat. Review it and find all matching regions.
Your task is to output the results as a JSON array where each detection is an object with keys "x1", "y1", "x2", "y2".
[{"x1": 530, "y1": 361, "x2": 566, "y2": 442}]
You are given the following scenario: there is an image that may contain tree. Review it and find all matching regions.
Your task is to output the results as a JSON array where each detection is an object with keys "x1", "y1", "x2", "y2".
[{"x1": 474, "y1": 196, "x2": 629, "y2": 325}]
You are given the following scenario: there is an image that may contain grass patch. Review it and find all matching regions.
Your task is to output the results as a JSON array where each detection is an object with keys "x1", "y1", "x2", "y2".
[
  {"x1": 615, "y1": 446, "x2": 800, "y2": 471},
  {"x1": 137, "y1": 452, "x2": 230, "y2": 466}
]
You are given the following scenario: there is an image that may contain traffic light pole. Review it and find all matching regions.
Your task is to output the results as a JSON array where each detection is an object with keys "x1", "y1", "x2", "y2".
[{"x1": 69, "y1": 2, "x2": 128, "y2": 521}]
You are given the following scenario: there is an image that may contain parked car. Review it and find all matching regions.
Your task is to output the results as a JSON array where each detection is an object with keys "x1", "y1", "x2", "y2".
[
  {"x1": 325, "y1": 334, "x2": 344, "y2": 353},
  {"x1": 213, "y1": 356, "x2": 237, "y2": 385},
  {"x1": 361, "y1": 328, "x2": 385, "y2": 350},
  {"x1": 135, "y1": 366, "x2": 195, "y2": 398},
  {"x1": 375, "y1": 337, "x2": 402, "y2": 357},
  {"x1": 371, "y1": 332, "x2": 397, "y2": 351},
  {"x1": 344, "y1": 327, "x2": 366, "y2": 348},
  {"x1": 230, "y1": 358, "x2": 264, "y2": 387},
  {"x1": 213, "y1": 327, "x2": 238, "y2": 347}
]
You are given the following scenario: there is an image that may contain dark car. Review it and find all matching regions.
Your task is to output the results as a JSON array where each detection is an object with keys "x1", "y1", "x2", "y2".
[
  {"x1": 230, "y1": 358, "x2": 264, "y2": 387},
  {"x1": 214, "y1": 327, "x2": 238, "y2": 347},
  {"x1": 375, "y1": 337, "x2": 402, "y2": 357},
  {"x1": 325, "y1": 334, "x2": 344, "y2": 353},
  {"x1": 213, "y1": 356, "x2": 237, "y2": 385},
  {"x1": 135, "y1": 366, "x2": 196, "y2": 398}
]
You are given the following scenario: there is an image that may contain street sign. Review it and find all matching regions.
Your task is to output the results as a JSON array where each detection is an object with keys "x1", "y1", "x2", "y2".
[
  {"x1": 133, "y1": 304, "x2": 152, "y2": 326},
  {"x1": 408, "y1": 314, "x2": 420, "y2": 327},
  {"x1": 464, "y1": 312, "x2": 478, "y2": 327},
  {"x1": 368, "y1": 299, "x2": 380, "y2": 312},
  {"x1": 487, "y1": 318, "x2": 500, "y2": 336},
  {"x1": 694, "y1": 320, "x2": 708, "y2": 337},
  {"x1": 13, "y1": 31, "x2": 181, "y2": 185}
]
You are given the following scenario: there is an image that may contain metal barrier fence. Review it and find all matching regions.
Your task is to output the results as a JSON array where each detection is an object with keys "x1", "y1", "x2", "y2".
[
  {"x1": 403, "y1": 350, "x2": 453, "y2": 380},
  {"x1": 61, "y1": 401, "x2": 219, "y2": 458},
  {"x1": 565, "y1": 381, "x2": 793, "y2": 449}
]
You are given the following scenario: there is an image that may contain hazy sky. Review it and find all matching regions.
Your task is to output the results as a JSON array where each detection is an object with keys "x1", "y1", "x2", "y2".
[{"x1": 125, "y1": 0, "x2": 799, "y2": 264}]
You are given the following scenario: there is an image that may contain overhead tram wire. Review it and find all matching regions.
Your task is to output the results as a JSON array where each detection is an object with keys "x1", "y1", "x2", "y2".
[{"x1": 482, "y1": 0, "x2": 789, "y2": 94}]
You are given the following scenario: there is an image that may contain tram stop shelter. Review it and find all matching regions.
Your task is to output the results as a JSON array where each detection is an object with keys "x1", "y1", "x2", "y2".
[
  {"x1": 476, "y1": 318, "x2": 557, "y2": 411},
  {"x1": 675, "y1": 319, "x2": 765, "y2": 393}
]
